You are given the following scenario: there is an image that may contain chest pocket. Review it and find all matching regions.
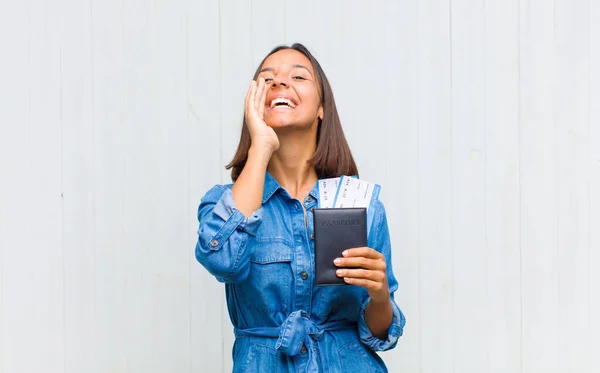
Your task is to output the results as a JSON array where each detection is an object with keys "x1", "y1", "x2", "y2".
[{"x1": 238, "y1": 240, "x2": 294, "y2": 314}]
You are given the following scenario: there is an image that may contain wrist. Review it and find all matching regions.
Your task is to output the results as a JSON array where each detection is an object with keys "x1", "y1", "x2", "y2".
[
  {"x1": 369, "y1": 289, "x2": 391, "y2": 305},
  {"x1": 248, "y1": 145, "x2": 274, "y2": 165}
]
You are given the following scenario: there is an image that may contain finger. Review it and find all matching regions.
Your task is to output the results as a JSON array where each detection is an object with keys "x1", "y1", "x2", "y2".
[
  {"x1": 245, "y1": 80, "x2": 257, "y2": 116},
  {"x1": 342, "y1": 277, "x2": 386, "y2": 292},
  {"x1": 258, "y1": 79, "x2": 268, "y2": 118},
  {"x1": 254, "y1": 77, "x2": 265, "y2": 111},
  {"x1": 342, "y1": 247, "x2": 383, "y2": 260},
  {"x1": 334, "y1": 257, "x2": 385, "y2": 271},
  {"x1": 336, "y1": 268, "x2": 386, "y2": 283}
]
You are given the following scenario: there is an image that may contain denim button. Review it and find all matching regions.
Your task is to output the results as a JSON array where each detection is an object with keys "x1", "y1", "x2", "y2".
[
  {"x1": 300, "y1": 344, "x2": 308, "y2": 354},
  {"x1": 310, "y1": 232, "x2": 314, "y2": 240},
  {"x1": 306, "y1": 195, "x2": 314, "y2": 203},
  {"x1": 209, "y1": 239, "x2": 219, "y2": 247},
  {"x1": 301, "y1": 271, "x2": 308, "y2": 280}
]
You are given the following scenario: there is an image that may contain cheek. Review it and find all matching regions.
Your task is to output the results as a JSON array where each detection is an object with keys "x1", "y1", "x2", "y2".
[{"x1": 299, "y1": 89, "x2": 322, "y2": 113}]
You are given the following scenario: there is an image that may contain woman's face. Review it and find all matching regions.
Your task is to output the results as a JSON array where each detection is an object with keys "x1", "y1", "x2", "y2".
[{"x1": 258, "y1": 49, "x2": 324, "y2": 131}]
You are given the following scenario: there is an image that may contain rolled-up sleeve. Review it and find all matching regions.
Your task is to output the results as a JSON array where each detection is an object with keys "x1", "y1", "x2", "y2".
[
  {"x1": 357, "y1": 199, "x2": 406, "y2": 351},
  {"x1": 195, "y1": 185, "x2": 263, "y2": 283},
  {"x1": 357, "y1": 296, "x2": 405, "y2": 351}
]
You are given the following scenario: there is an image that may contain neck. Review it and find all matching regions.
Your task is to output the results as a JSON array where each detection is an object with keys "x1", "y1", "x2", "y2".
[{"x1": 267, "y1": 130, "x2": 318, "y2": 200}]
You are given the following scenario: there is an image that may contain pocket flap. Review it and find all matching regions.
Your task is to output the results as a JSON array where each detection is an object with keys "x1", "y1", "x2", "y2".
[{"x1": 250, "y1": 242, "x2": 293, "y2": 264}]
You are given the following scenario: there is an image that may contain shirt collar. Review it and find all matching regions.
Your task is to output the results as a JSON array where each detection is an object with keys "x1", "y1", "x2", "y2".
[
  {"x1": 262, "y1": 171, "x2": 319, "y2": 204},
  {"x1": 262, "y1": 171, "x2": 281, "y2": 203}
]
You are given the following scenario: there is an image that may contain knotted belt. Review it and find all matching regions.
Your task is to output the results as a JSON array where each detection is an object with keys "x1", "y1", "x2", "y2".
[{"x1": 234, "y1": 310, "x2": 354, "y2": 373}]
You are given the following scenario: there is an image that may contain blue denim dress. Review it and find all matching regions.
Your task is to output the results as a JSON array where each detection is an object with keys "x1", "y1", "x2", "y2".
[{"x1": 195, "y1": 172, "x2": 405, "y2": 372}]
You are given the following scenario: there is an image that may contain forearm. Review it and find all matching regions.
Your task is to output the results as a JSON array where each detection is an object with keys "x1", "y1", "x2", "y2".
[
  {"x1": 364, "y1": 297, "x2": 393, "y2": 340},
  {"x1": 231, "y1": 146, "x2": 273, "y2": 217}
]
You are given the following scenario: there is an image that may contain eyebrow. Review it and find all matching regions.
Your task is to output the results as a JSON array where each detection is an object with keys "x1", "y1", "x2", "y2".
[{"x1": 259, "y1": 64, "x2": 313, "y2": 77}]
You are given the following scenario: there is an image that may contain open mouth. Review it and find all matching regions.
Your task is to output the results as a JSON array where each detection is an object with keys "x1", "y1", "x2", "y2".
[{"x1": 269, "y1": 97, "x2": 297, "y2": 109}]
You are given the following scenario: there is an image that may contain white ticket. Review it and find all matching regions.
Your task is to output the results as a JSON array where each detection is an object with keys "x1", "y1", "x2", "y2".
[
  {"x1": 317, "y1": 177, "x2": 341, "y2": 208},
  {"x1": 332, "y1": 175, "x2": 380, "y2": 210}
]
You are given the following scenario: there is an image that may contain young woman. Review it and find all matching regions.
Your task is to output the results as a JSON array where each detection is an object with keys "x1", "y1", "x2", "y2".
[{"x1": 195, "y1": 43, "x2": 405, "y2": 373}]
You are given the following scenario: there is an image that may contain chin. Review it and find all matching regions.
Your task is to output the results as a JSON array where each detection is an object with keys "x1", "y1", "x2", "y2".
[
  {"x1": 266, "y1": 117, "x2": 302, "y2": 129},
  {"x1": 268, "y1": 120, "x2": 313, "y2": 133},
  {"x1": 265, "y1": 119, "x2": 289, "y2": 128},
  {"x1": 265, "y1": 113, "x2": 316, "y2": 132}
]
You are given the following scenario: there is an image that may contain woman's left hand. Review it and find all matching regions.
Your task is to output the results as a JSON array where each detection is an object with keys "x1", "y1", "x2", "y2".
[{"x1": 334, "y1": 247, "x2": 389, "y2": 302}]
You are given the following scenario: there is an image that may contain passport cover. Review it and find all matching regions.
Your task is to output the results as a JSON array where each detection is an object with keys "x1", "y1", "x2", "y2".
[{"x1": 313, "y1": 207, "x2": 368, "y2": 286}]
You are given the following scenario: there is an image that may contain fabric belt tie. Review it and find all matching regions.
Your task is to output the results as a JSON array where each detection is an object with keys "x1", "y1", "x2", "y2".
[{"x1": 234, "y1": 310, "x2": 353, "y2": 373}]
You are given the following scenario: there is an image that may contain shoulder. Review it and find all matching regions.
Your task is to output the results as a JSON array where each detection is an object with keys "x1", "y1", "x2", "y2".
[
  {"x1": 371, "y1": 198, "x2": 388, "y2": 223},
  {"x1": 199, "y1": 183, "x2": 234, "y2": 204},
  {"x1": 368, "y1": 198, "x2": 391, "y2": 241}
]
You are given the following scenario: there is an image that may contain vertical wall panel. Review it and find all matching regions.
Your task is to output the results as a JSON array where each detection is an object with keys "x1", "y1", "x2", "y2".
[
  {"x1": 554, "y1": 0, "x2": 591, "y2": 371},
  {"x1": 89, "y1": 0, "x2": 128, "y2": 370},
  {"x1": 417, "y1": 1, "x2": 454, "y2": 372},
  {"x1": 0, "y1": 2, "x2": 31, "y2": 372},
  {"x1": 589, "y1": 0, "x2": 600, "y2": 371},
  {"x1": 0, "y1": 0, "x2": 64, "y2": 372},
  {"x1": 451, "y1": 1, "x2": 488, "y2": 372},
  {"x1": 121, "y1": 1, "x2": 156, "y2": 368},
  {"x1": 519, "y1": 1, "x2": 559, "y2": 372},
  {"x1": 27, "y1": 0, "x2": 65, "y2": 368},
  {"x1": 381, "y1": 1, "x2": 420, "y2": 372},
  {"x1": 149, "y1": 1, "x2": 190, "y2": 371},
  {"x1": 187, "y1": 0, "x2": 225, "y2": 371},
  {"x1": 1, "y1": 0, "x2": 65, "y2": 372},
  {"x1": 484, "y1": 1, "x2": 522, "y2": 372},
  {"x1": 60, "y1": 0, "x2": 97, "y2": 371}
]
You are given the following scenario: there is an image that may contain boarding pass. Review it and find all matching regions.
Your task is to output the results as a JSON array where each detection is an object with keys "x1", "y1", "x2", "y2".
[{"x1": 317, "y1": 175, "x2": 381, "y2": 237}]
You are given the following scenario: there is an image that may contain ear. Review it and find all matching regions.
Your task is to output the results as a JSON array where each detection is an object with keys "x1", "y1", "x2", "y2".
[{"x1": 318, "y1": 105, "x2": 324, "y2": 120}]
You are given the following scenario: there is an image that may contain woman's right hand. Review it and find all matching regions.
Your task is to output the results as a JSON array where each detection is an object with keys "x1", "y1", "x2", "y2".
[{"x1": 244, "y1": 77, "x2": 279, "y2": 153}]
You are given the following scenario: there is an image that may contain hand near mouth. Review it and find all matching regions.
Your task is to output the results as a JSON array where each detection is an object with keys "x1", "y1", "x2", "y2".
[{"x1": 245, "y1": 77, "x2": 280, "y2": 153}]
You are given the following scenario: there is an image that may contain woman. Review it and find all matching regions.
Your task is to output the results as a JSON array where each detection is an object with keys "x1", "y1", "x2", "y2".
[{"x1": 195, "y1": 43, "x2": 405, "y2": 372}]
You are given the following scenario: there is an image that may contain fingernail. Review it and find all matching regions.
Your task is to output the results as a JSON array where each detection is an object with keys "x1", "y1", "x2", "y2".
[
  {"x1": 334, "y1": 258, "x2": 342, "y2": 265},
  {"x1": 342, "y1": 250, "x2": 348, "y2": 257},
  {"x1": 336, "y1": 270, "x2": 343, "y2": 276}
]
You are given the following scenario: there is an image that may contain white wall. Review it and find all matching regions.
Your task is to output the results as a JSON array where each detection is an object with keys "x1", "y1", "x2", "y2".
[{"x1": 0, "y1": 0, "x2": 598, "y2": 372}]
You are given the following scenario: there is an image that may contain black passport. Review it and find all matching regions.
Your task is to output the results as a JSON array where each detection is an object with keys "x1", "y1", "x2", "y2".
[{"x1": 313, "y1": 207, "x2": 368, "y2": 286}]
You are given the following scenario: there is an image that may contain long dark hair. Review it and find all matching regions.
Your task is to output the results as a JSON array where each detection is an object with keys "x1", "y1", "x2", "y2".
[{"x1": 226, "y1": 43, "x2": 359, "y2": 182}]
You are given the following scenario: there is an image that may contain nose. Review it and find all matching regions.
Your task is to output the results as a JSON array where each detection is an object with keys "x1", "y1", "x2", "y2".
[{"x1": 271, "y1": 76, "x2": 289, "y2": 88}]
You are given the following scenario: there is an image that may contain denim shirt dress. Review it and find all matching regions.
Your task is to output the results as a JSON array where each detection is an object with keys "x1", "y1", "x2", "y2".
[{"x1": 195, "y1": 172, "x2": 406, "y2": 373}]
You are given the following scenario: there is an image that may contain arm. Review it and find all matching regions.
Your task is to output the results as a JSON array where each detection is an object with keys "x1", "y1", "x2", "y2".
[
  {"x1": 360, "y1": 200, "x2": 406, "y2": 351},
  {"x1": 195, "y1": 78, "x2": 277, "y2": 282},
  {"x1": 335, "y1": 200, "x2": 406, "y2": 351},
  {"x1": 195, "y1": 185, "x2": 261, "y2": 283},
  {"x1": 231, "y1": 145, "x2": 273, "y2": 217},
  {"x1": 364, "y1": 292, "x2": 394, "y2": 339},
  {"x1": 231, "y1": 77, "x2": 279, "y2": 217}
]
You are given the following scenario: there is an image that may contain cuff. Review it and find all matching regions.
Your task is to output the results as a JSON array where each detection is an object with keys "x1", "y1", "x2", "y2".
[
  {"x1": 210, "y1": 188, "x2": 263, "y2": 240},
  {"x1": 357, "y1": 297, "x2": 406, "y2": 352}
]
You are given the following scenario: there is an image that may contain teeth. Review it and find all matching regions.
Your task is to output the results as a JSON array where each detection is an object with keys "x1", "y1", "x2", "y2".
[{"x1": 270, "y1": 97, "x2": 296, "y2": 109}]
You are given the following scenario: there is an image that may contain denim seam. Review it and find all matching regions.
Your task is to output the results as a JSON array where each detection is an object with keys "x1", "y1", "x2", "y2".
[{"x1": 229, "y1": 233, "x2": 248, "y2": 277}]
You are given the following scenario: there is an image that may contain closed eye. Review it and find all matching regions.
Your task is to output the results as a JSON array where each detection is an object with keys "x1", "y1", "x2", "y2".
[{"x1": 293, "y1": 76, "x2": 307, "y2": 80}]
